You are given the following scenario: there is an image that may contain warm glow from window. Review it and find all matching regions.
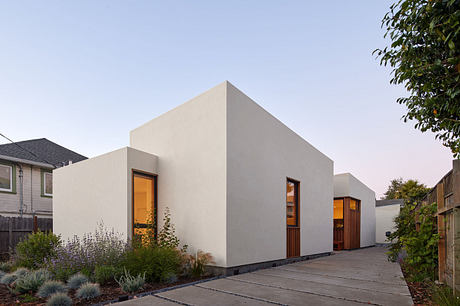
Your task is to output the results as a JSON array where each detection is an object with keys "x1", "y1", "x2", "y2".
[
  {"x1": 350, "y1": 199, "x2": 358, "y2": 211},
  {"x1": 286, "y1": 180, "x2": 298, "y2": 227},
  {"x1": 133, "y1": 174, "x2": 154, "y2": 238},
  {"x1": 333, "y1": 199, "x2": 343, "y2": 219}
]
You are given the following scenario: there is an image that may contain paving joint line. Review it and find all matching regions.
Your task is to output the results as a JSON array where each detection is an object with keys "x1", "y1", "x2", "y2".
[
  {"x1": 276, "y1": 267, "x2": 406, "y2": 286},
  {"x1": 251, "y1": 271, "x2": 411, "y2": 297},
  {"x1": 224, "y1": 277, "x2": 381, "y2": 306},
  {"x1": 194, "y1": 284, "x2": 286, "y2": 305},
  {"x1": 153, "y1": 294, "x2": 193, "y2": 306}
]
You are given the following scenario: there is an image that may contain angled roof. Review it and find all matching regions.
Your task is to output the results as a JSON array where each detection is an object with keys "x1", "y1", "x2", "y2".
[
  {"x1": 0, "y1": 138, "x2": 87, "y2": 168},
  {"x1": 376, "y1": 199, "x2": 404, "y2": 207}
]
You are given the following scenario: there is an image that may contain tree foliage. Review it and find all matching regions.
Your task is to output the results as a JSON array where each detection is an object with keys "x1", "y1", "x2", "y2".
[
  {"x1": 382, "y1": 177, "x2": 430, "y2": 204},
  {"x1": 375, "y1": 0, "x2": 460, "y2": 157}
]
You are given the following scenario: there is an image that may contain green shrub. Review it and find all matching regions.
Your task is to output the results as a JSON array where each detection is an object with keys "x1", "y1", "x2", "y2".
[
  {"x1": 13, "y1": 267, "x2": 29, "y2": 277},
  {"x1": 0, "y1": 273, "x2": 17, "y2": 285},
  {"x1": 116, "y1": 268, "x2": 145, "y2": 293},
  {"x1": 123, "y1": 246, "x2": 182, "y2": 283},
  {"x1": 14, "y1": 269, "x2": 50, "y2": 293},
  {"x1": 94, "y1": 265, "x2": 122, "y2": 285},
  {"x1": 14, "y1": 231, "x2": 60, "y2": 269},
  {"x1": 432, "y1": 284, "x2": 460, "y2": 306},
  {"x1": 46, "y1": 292, "x2": 72, "y2": 306},
  {"x1": 76, "y1": 282, "x2": 101, "y2": 299},
  {"x1": 37, "y1": 280, "x2": 67, "y2": 298},
  {"x1": 0, "y1": 261, "x2": 13, "y2": 272},
  {"x1": 67, "y1": 273, "x2": 89, "y2": 289}
]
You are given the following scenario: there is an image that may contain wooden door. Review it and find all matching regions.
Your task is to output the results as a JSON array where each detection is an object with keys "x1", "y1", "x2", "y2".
[{"x1": 286, "y1": 179, "x2": 300, "y2": 258}]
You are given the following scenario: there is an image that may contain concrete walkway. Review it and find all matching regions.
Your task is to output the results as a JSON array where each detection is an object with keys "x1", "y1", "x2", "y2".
[{"x1": 118, "y1": 246, "x2": 413, "y2": 306}]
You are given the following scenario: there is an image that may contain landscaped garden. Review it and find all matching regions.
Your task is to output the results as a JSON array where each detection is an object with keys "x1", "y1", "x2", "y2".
[{"x1": 0, "y1": 210, "x2": 213, "y2": 305}]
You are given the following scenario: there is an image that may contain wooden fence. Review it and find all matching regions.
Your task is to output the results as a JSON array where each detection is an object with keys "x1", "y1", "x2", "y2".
[
  {"x1": 421, "y1": 159, "x2": 460, "y2": 292},
  {"x1": 0, "y1": 216, "x2": 53, "y2": 258}
]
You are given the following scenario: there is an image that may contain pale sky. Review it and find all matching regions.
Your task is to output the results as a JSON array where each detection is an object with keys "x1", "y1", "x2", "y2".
[{"x1": 0, "y1": 1, "x2": 454, "y2": 197}]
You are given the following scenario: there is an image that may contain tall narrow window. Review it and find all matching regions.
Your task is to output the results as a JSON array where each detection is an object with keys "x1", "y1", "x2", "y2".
[
  {"x1": 286, "y1": 179, "x2": 299, "y2": 227},
  {"x1": 133, "y1": 172, "x2": 156, "y2": 242},
  {"x1": 0, "y1": 164, "x2": 13, "y2": 192}
]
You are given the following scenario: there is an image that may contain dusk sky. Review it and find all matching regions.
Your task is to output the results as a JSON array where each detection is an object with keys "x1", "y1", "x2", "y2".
[{"x1": 0, "y1": 1, "x2": 454, "y2": 197}]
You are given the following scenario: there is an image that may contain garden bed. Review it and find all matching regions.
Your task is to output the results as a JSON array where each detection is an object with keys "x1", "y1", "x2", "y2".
[{"x1": 0, "y1": 276, "x2": 211, "y2": 305}]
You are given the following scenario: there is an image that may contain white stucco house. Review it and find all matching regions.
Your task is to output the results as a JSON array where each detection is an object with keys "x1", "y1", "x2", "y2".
[
  {"x1": 333, "y1": 173, "x2": 376, "y2": 250},
  {"x1": 54, "y1": 81, "x2": 334, "y2": 273},
  {"x1": 375, "y1": 199, "x2": 402, "y2": 244}
]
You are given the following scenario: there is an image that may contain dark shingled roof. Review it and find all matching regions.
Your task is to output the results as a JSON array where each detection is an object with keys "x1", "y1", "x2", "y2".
[
  {"x1": 0, "y1": 138, "x2": 87, "y2": 167},
  {"x1": 376, "y1": 199, "x2": 404, "y2": 207}
]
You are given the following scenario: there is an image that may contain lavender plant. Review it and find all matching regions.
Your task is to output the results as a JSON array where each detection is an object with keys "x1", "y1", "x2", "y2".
[{"x1": 45, "y1": 223, "x2": 129, "y2": 280}]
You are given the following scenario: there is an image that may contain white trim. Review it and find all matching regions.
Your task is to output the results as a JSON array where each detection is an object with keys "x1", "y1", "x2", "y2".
[
  {"x1": 0, "y1": 164, "x2": 12, "y2": 192},
  {"x1": 43, "y1": 171, "x2": 53, "y2": 196}
]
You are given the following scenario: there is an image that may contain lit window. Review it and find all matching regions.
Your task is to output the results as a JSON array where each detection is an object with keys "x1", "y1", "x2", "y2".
[
  {"x1": 350, "y1": 199, "x2": 359, "y2": 211},
  {"x1": 286, "y1": 179, "x2": 299, "y2": 227},
  {"x1": 43, "y1": 171, "x2": 52, "y2": 196},
  {"x1": 0, "y1": 164, "x2": 12, "y2": 192}
]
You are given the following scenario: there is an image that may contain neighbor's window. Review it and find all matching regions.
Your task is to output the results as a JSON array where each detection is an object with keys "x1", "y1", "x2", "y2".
[
  {"x1": 286, "y1": 179, "x2": 299, "y2": 227},
  {"x1": 0, "y1": 164, "x2": 13, "y2": 192},
  {"x1": 43, "y1": 171, "x2": 52, "y2": 196}
]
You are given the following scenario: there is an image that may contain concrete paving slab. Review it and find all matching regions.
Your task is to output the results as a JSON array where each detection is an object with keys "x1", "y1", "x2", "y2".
[
  {"x1": 156, "y1": 284, "x2": 273, "y2": 305},
  {"x1": 230, "y1": 269, "x2": 412, "y2": 305},
  {"x1": 252, "y1": 267, "x2": 410, "y2": 296},
  {"x1": 117, "y1": 295, "x2": 179, "y2": 306},
  {"x1": 198, "y1": 278, "x2": 363, "y2": 306}
]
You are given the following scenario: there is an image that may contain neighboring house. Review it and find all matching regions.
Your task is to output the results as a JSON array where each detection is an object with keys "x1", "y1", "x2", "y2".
[
  {"x1": 54, "y1": 81, "x2": 334, "y2": 273},
  {"x1": 0, "y1": 138, "x2": 87, "y2": 218},
  {"x1": 375, "y1": 199, "x2": 403, "y2": 244},
  {"x1": 333, "y1": 173, "x2": 376, "y2": 250}
]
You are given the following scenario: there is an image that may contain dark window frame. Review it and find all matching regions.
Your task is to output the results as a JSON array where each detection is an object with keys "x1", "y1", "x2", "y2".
[
  {"x1": 131, "y1": 170, "x2": 158, "y2": 241},
  {"x1": 286, "y1": 178, "x2": 300, "y2": 228}
]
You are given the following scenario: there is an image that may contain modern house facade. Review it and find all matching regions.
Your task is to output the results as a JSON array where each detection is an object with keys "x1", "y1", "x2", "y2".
[
  {"x1": 375, "y1": 199, "x2": 403, "y2": 244},
  {"x1": 54, "y1": 81, "x2": 334, "y2": 272},
  {"x1": 0, "y1": 138, "x2": 87, "y2": 218},
  {"x1": 333, "y1": 173, "x2": 376, "y2": 250}
]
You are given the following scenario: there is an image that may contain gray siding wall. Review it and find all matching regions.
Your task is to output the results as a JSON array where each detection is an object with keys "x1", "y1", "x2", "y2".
[{"x1": 0, "y1": 163, "x2": 52, "y2": 217}]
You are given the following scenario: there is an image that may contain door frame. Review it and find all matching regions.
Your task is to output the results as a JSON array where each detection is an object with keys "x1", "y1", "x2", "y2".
[{"x1": 131, "y1": 169, "x2": 158, "y2": 241}]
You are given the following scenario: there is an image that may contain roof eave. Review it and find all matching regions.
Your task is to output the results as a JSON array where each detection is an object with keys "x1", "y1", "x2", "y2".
[{"x1": 0, "y1": 154, "x2": 55, "y2": 169}]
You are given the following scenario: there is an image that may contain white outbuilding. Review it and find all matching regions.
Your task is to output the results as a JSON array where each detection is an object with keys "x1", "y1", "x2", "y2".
[
  {"x1": 333, "y1": 173, "x2": 376, "y2": 250},
  {"x1": 54, "y1": 81, "x2": 334, "y2": 274}
]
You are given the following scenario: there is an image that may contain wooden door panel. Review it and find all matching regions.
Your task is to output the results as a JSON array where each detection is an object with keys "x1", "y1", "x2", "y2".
[{"x1": 287, "y1": 227, "x2": 300, "y2": 257}]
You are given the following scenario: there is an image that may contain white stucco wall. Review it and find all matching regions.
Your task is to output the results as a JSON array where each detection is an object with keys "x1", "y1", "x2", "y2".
[
  {"x1": 226, "y1": 83, "x2": 334, "y2": 267},
  {"x1": 130, "y1": 82, "x2": 228, "y2": 267},
  {"x1": 334, "y1": 173, "x2": 376, "y2": 248},
  {"x1": 53, "y1": 147, "x2": 157, "y2": 241},
  {"x1": 375, "y1": 204, "x2": 400, "y2": 244}
]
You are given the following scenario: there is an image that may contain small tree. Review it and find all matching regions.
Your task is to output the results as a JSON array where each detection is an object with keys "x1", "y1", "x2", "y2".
[
  {"x1": 382, "y1": 178, "x2": 430, "y2": 204},
  {"x1": 375, "y1": 0, "x2": 460, "y2": 157}
]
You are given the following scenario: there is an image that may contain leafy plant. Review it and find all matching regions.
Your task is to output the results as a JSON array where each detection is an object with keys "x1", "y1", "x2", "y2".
[
  {"x1": 183, "y1": 250, "x2": 214, "y2": 278},
  {"x1": 0, "y1": 261, "x2": 13, "y2": 272},
  {"x1": 157, "y1": 208, "x2": 182, "y2": 249},
  {"x1": 67, "y1": 273, "x2": 89, "y2": 289},
  {"x1": 45, "y1": 223, "x2": 129, "y2": 280},
  {"x1": 14, "y1": 269, "x2": 50, "y2": 294},
  {"x1": 382, "y1": 178, "x2": 430, "y2": 203},
  {"x1": 123, "y1": 246, "x2": 182, "y2": 283},
  {"x1": 375, "y1": 0, "x2": 460, "y2": 157},
  {"x1": 116, "y1": 268, "x2": 145, "y2": 293},
  {"x1": 13, "y1": 267, "x2": 29, "y2": 277},
  {"x1": 19, "y1": 293, "x2": 39, "y2": 303},
  {"x1": 94, "y1": 265, "x2": 122, "y2": 285},
  {"x1": 388, "y1": 202, "x2": 439, "y2": 281},
  {"x1": 76, "y1": 282, "x2": 101, "y2": 299},
  {"x1": 37, "y1": 280, "x2": 67, "y2": 298},
  {"x1": 432, "y1": 284, "x2": 460, "y2": 306},
  {"x1": 14, "y1": 231, "x2": 60, "y2": 269},
  {"x1": 0, "y1": 273, "x2": 17, "y2": 285},
  {"x1": 46, "y1": 292, "x2": 72, "y2": 306}
]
